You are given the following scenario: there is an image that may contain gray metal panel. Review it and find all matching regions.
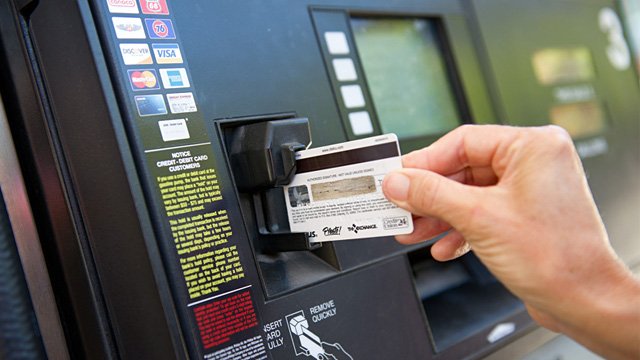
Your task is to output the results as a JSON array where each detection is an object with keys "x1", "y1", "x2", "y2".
[{"x1": 0, "y1": 91, "x2": 69, "y2": 359}]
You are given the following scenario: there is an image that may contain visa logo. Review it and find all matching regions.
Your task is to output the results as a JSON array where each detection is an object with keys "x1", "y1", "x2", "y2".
[{"x1": 152, "y1": 43, "x2": 183, "y2": 64}]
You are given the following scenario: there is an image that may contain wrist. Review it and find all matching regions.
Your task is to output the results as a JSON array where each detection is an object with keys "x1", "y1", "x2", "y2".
[{"x1": 551, "y1": 260, "x2": 640, "y2": 359}]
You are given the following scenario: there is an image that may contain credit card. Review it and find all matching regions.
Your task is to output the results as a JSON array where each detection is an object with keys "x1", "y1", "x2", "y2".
[{"x1": 283, "y1": 134, "x2": 413, "y2": 242}]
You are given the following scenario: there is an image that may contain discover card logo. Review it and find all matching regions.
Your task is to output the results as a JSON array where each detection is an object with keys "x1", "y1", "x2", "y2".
[{"x1": 120, "y1": 43, "x2": 153, "y2": 65}]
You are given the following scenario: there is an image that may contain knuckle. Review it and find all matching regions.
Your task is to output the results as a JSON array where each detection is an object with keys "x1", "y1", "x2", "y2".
[
  {"x1": 517, "y1": 126, "x2": 575, "y2": 159},
  {"x1": 541, "y1": 125, "x2": 576, "y2": 154}
]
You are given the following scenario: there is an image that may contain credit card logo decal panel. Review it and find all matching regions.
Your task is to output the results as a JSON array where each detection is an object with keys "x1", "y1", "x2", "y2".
[
  {"x1": 158, "y1": 119, "x2": 190, "y2": 142},
  {"x1": 140, "y1": 0, "x2": 169, "y2": 15},
  {"x1": 112, "y1": 17, "x2": 146, "y2": 39},
  {"x1": 145, "y1": 19, "x2": 176, "y2": 39},
  {"x1": 107, "y1": 0, "x2": 139, "y2": 14},
  {"x1": 167, "y1": 92, "x2": 197, "y2": 114},
  {"x1": 120, "y1": 43, "x2": 153, "y2": 65},
  {"x1": 159, "y1": 68, "x2": 190, "y2": 89},
  {"x1": 152, "y1": 43, "x2": 183, "y2": 64},
  {"x1": 134, "y1": 94, "x2": 168, "y2": 116},
  {"x1": 128, "y1": 69, "x2": 161, "y2": 91}
]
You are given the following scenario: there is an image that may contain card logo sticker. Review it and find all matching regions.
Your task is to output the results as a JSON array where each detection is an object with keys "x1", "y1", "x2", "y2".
[
  {"x1": 140, "y1": 0, "x2": 169, "y2": 15},
  {"x1": 167, "y1": 92, "x2": 197, "y2": 114},
  {"x1": 159, "y1": 68, "x2": 190, "y2": 89},
  {"x1": 152, "y1": 43, "x2": 183, "y2": 64},
  {"x1": 112, "y1": 17, "x2": 146, "y2": 39},
  {"x1": 159, "y1": 119, "x2": 190, "y2": 142},
  {"x1": 145, "y1": 19, "x2": 175, "y2": 39},
  {"x1": 134, "y1": 94, "x2": 167, "y2": 116},
  {"x1": 107, "y1": 0, "x2": 139, "y2": 14},
  {"x1": 128, "y1": 69, "x2": 160, "y2": 91},
  {"x1": 120, "y1": 43, "x2": 153, "y2": 65}
]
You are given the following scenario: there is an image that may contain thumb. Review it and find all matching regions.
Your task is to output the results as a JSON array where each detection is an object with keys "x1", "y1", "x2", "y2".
[{"x1": 383, "y1": 168, "x2": 481, "y2": 227}]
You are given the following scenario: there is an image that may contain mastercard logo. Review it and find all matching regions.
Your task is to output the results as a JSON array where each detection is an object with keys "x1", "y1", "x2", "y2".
[{"x1": 128, "y1": 70, "x2": 160, "y2": 90}]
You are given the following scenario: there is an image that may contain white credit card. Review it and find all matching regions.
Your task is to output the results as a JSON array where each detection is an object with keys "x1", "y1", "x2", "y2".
[{"x1": 283, "y1": 134, "x2": 413, "y2": 242}]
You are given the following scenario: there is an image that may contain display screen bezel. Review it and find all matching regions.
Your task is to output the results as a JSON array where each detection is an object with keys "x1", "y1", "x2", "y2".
[{"x1": 347, "y1": 12, "x2": 473, "y2": 153}]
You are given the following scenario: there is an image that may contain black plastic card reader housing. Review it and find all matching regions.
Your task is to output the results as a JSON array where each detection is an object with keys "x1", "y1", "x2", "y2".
[{"x1": 223, "y1": 116, "x2": 320, "y2": 253}]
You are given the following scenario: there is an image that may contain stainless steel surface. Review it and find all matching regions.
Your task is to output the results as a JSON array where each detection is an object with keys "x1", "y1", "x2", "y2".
[
  {"x1": 523, "y1": 335, "x2": 603, "y2": 360},
  {"x1": 482, "y1": 327, "x2": 559, "y2": 360},
  {"x1": 0, "y1": 95, "x2": 70, "y2": 359}
]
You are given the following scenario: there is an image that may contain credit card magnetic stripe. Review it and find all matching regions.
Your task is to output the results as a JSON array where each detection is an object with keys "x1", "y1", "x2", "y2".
[{"x1": 296, "y1": 142, "x2": 399, "y2": 174}]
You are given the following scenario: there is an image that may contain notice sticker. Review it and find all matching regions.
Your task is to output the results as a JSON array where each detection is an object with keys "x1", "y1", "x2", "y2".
[
  {"x1": 152, "y1": 43, "x2": 183, "y2": 64},
  {"x1": 159, "y1": 119, "x2": 190, "y2": 142},
  {"x1": 159, "y1": 68, "x2": 190, "y2": 89},
  {"x1": 167, "y1": 92, "x2": 197, "y2": 114},
  {"x1": 128, "y1": 69, "x2": 160, "y2": 91},
  {"x1": 135, "y1": 94, "x2": 167, "y2": 116},
  {"x1": 107, "y1": 0, "x2": 139, "y2": 14},
  {"x1": 112, "y1": 17, "x2": 146, "y2": 39},
  {"x1": 140, "y1": 0, "x2": 169, "y2": 15},
  {"x1": 120, "y1": 43, "x2": 153, "y2": 65},
  {"x1": 284, "y1": 134, "x2": 413, "y2": 242},
  {"x1": 145, "y1": 19, "x2": 176, "y2": 40}
]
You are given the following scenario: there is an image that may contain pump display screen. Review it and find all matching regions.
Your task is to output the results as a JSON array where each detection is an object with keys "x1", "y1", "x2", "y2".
[{"x1": 351, "y1": 18, "x2": 460, "y2": 139}]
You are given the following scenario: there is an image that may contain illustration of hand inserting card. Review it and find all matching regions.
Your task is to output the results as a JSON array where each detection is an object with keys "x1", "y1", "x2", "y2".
[{"x1": 286, "y1": 311, "x2": 353, "y2": 360}]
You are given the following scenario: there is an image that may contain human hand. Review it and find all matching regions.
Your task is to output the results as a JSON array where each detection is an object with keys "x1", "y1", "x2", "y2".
[{"x1": 382, "y1": 125, "x2": 639, "y2": 359}]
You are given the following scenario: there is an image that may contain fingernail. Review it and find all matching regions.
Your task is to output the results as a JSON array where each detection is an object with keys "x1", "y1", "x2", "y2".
[{"x1": 384, "y1": 172, "x2": 410, "y2": 201}]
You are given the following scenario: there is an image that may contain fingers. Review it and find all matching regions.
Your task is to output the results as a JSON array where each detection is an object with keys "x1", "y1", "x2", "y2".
[
  {"x1": 395, "y1": 215, "x2": 451, "y2": 244},
  {"x1": 402, "y1": 124, "x2": 522, "y2": 178},
  {"x1": 430, "y1": 231, "x2": 471, "y2": 261},
  {"x1": 446, "y1": 166, "x2": 499, "y2": 186},
  {"x1": 383, "y1": 168, "x2": 481, "y2": 226}
]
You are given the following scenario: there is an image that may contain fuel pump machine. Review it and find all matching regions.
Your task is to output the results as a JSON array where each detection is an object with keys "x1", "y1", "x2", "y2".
[{"x1": 0, "y1": 0, "x2": 638, "y2": 359}]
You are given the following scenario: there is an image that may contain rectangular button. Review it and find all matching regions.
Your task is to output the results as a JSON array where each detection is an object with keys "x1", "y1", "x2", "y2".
[
  {"x1": 340, "y1": 85, "x2": 365, "y2": 108},
  {"x1": 349, "y1": 111, "x2": 374, "y2": 135},
  {"x1": 332, "y1": 58, "x2": 357, "y2": 81},
  {"x1": 324, "y1": 31, "x2": 350, "y2": 55}
]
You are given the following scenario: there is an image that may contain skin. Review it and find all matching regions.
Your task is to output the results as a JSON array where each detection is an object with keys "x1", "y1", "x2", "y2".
[{"x1": 382, "y1": 125, "x2": 640, "y2": 359}]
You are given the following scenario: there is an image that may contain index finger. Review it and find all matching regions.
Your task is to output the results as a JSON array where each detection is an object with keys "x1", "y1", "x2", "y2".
[{"x1": 402, "y1": 124, "x2": 522, "y2": 177}]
